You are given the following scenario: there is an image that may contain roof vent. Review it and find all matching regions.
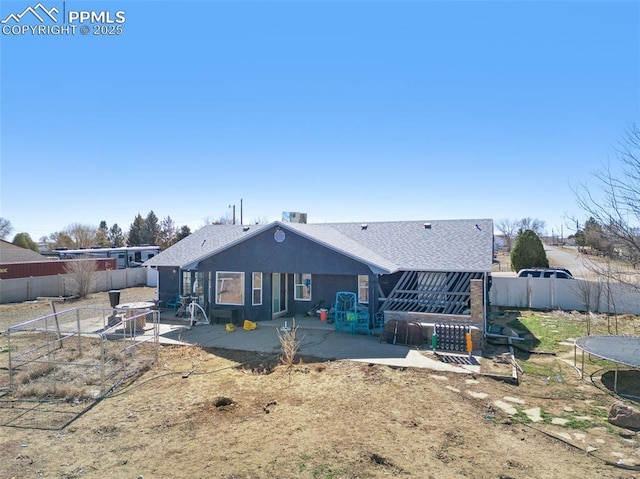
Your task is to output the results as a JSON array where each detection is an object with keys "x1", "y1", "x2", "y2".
[
  {"x1": 243, "y1": 226, "x2": 250, "y2": 232},
  {"x1": 423, "y1": 223, "x2": 432, "y2": 229},
  {"x1": 360, "y1": 224, "x2": 368, "y2": 230}
]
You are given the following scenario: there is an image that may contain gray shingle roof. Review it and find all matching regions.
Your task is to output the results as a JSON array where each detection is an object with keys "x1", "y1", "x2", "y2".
[
  {"x1": 144, "y1": 219, "x2": 494, "y2": 273},
  {"x1": 0, "y1": 239, "x2": 48, "y2": 263},
  {"x1": 144, "y1": 224, "x2": 267, "y2": 268}
]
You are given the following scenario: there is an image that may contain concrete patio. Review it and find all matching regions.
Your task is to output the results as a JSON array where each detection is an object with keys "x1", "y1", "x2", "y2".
[{"x1": 148, "y1": 310, "x2": 483, "y2": 374}]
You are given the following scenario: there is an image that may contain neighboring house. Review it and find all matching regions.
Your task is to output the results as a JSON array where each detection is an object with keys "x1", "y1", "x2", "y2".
[
  {"x1": 0, "y1": 239, "x2": 48, "y2": 263},
  {"x1": 144, "y1": 219, "x2": 494, "y2": 333}
]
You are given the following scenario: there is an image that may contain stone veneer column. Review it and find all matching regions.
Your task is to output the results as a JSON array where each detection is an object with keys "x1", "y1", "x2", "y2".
[{"x1": 470, "y1": 278, "x2": 484, "y2": 329}]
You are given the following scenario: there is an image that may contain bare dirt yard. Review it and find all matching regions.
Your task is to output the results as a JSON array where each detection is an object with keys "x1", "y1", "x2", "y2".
[{"x1": 1, "y1": 287, "x2": 640, "y2": 478}]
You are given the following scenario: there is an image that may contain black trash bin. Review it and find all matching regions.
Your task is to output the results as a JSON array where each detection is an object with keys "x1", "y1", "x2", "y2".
[{"x1": 108, "y1": 290, "x2": 121, "y2": 309}]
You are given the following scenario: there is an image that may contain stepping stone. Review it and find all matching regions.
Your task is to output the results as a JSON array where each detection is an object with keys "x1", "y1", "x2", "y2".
[
  {"x1": 557, "y1": 432, "x2": 573, "y2": 441},
  {"x1": 563, "y1": 406, "x2": 574, "y2": 412},
  {"x1": 430, "y1": 375, "x2": 448, "y2": 381},
  {"x1": 573, "y1": 433, "x2": 586, "y2": 442},
  {"x1": 574, "y1": 416, "x2": 593, "y2": 421},
  {"x1": 465, "y1": 379, "x2": 479, "y2": 385},
  {"x1": 586, "y1": 446, "x2": 598, "y2": 453},
  {"x1": 552, "y1": 418, "x2": 569, "y2": 425},
  {"x1": 504, "y1": 396, "x2": 526, "y2": 405},
  {"x1": 493, "y1": 400, "x2": 518, "y2": 415},
  {"x1": 466, "y1": 390, "x2": 488, "y2": 400},
  {"x1": 523, "y1": 407, "x2": 542, "y2": 422},
  {"x1": 445, "y1": 385, "x2": 460, "y2": 393}
]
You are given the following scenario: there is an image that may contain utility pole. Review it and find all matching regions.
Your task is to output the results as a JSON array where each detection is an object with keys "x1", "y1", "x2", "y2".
[
  {"x1": 228, "y1": 204, "x2": 236, "y2": 225},
  {"x1": 229, "y1": 199, "x2": 243, "y2": 225}
]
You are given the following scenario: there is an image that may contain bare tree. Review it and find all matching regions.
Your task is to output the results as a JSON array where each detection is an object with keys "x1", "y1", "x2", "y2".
[
  {"x1": 251, "y1": 216, "x2": 270, "y2": 225},
  {"x1": 572, "y1": 123, "x2": 640, "y2": 291},
  {"x1": 0, "y1": 217, "x2": 13, "y2": 239},
  {"x1": 64, "y1": 259, "x2": 98, "y2": 298},
  {"x1": 495, "y1": 218, "x2": 519, "y2": 251},
  {"x1": 571, "y1": 278, "x2": 603, "y2": 316},
  {"x1": 65, "y1": 223, "x2": 98, "y2": 248},
  {"x1": 204, "y1": 215, "x2": 234, "y2": 225},
  {"x1": 49, "y1": 231, "x2": 75, "y2": 249},
  {"x1": 277, "y1": 320, "x2": 302, "y2": 384},
  {"x1": 518, "y1": 217, "x2": 546, "y2": 237}
]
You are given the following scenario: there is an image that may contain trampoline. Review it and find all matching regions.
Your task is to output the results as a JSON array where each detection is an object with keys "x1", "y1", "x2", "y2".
[{"x1": 574, "y1": 335, "x2": 640, "y2": 399}]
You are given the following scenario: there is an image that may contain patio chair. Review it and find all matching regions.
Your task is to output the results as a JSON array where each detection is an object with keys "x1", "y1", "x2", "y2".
[
  {"x1": 166, "y1": 295, "x2": 181, "y2": 312},
  {"x1": 334, "y1": 291, "x2": 371, "y2": 335}
]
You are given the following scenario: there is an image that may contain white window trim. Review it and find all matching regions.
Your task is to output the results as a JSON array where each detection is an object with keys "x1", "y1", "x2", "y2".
[
  {"x1": 252, "y1": 272, "x2": 262, "y2": 306},
  {"x1": 216, "y1": 271, "x2": 245, "y2": 306},
  {"x1": 294, "y1": 273, "x2": 312, "y2": 301},
  {"x1": 358, "y1": 275, "x2": 369, "y2": 304}
]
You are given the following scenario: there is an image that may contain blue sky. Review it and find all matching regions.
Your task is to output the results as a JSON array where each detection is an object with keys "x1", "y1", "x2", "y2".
[{"x1": 1, "y1": 0, "x2": 638, "y2": 242}]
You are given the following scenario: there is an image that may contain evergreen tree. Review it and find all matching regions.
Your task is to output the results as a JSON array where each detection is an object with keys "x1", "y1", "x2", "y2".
[
  {"x1": 95, "y1": 221, "x2": 111, "y2": 247},
  {"x1": 158, "y1": 216, "x2": 177, "y2": 249},
  {"x1": 142, "y1": 210, "x2": 161, "y2": 245},
  {"x1": 176, "y1": 225, "x2": 191, "y2": 242},
  {"x1": 583, "y1": 217, "x2": 608, "y2": 253},
  {"x1": 510, "y1": 229, "x2": 549, "y2": 272},
  {"x1": 12, "y1": 232, "x2": 39, "y2": 252},
  {"x1": 108, "y1": 224, "x2": 126, "y2": 247},
  {"x1": 128, "y1": 214, "x2": 146, "y2": 246}
]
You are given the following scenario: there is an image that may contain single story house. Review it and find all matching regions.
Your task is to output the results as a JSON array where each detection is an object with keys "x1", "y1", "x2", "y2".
[{"x1": 144, "y1": 219, "x2": 494, "y2": 337}]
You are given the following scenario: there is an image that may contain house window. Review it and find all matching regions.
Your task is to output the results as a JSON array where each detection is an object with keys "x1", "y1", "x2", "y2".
[
  {"x1": 294, "y1": 273, "x2": 312, "y2": 301},
  {"x1": 193, "y1": 271, "x2": 204, "y2": 304},
  {"x1": 252, "y1": 272, "x2": 262, "y2": 305},
  {"x1": 358, "y1": 275, "x2": 369, "y2": 304},
  {"x1": 181, "y1": 271, "x2": 192, "y2": 296},
  {"x1": 216, "y1": 271, "x2": 244, "y2": 305}
]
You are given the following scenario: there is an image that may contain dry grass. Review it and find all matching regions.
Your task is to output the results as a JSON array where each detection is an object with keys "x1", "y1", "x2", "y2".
[{"x1": 2, "y1": 288, "x2": 640, "y2": 478}]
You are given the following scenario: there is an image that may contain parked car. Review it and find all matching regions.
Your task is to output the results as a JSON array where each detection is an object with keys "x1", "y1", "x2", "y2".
[{"x1": 517, "y1": 268, "x2": 574, "y2": 279}]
